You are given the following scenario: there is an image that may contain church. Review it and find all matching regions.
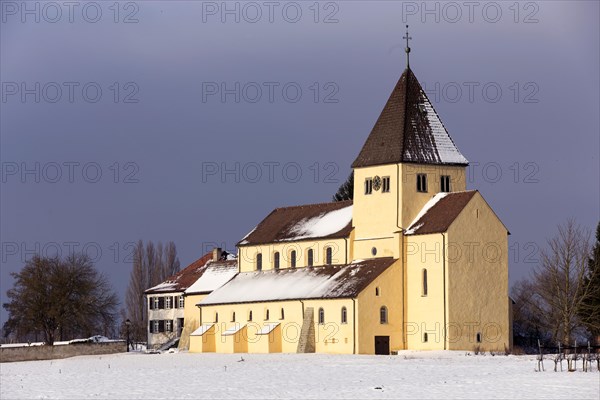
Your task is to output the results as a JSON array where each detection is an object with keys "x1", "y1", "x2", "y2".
[{"x1": 181, "y1": 38, "x2": 512, "y2": 355}]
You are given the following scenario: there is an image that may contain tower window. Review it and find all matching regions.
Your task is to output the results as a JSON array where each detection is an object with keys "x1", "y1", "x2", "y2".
[
  {"x1": 382, "y1": 176, "x2": 390, "y2": 193},
  {"x1": 441, "y1": 175, "x2": 451, "y2": 192},
  {"x1": 423, "y1": 332, "x2": 428, "y2": 343},
  {"x1": 274, "y1": 252, "x2": 280, "y2": 270},
  {"x1": 307, "y1": 249, "x2": 314, "y2": 267},
  {"x1": 318, "y1": 307, "x2": 325, "y2": 324},
  {"x1": 325, "y1": 247, "x2": 333, "y2": 265},
  {"x1": 375, "y1": 287, "x2": 380, "y2": 296},
  {"x1": 422, "y1": 269, "x2": 428, "y2": 296},
  {"x1": 379, "y1": 306, "x2": 388, "y2": 324},
  {"x1": 256, "y1": 253, "x2": 262, "y2": 271},
  {"x1": 364, "y1": 178, "x2": 373, "y2": 195},
  {"x1": 417, "y1": 174, "x2": 428, "y2": 192},
  {"x1": 341, "y1": 306, "x2": 347, "y2": 324},
  {"x1": 290, "y1": 250, "x2": 297, "y2": 268}
]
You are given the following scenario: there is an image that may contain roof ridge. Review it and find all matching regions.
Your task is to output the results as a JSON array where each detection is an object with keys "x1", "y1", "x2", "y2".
[{"x1": 272, "y1": 199, "x2": 353, "y2": 212}]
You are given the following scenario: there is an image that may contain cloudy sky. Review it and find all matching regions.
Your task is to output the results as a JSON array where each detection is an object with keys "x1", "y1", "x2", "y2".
[{"x1": 1, "y1": 1, "x2": 598, "y2": 326}]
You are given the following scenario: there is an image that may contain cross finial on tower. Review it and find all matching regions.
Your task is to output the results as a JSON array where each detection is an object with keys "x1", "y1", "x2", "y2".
[{"x1": 403, "y1": 24, "x2": 412, "y2": 69}]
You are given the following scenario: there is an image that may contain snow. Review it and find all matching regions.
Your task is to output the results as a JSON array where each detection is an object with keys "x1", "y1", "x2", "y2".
[
  {"x1": 145, "y1": 281, "x2": 177, "y2": 292},
  {"x1": 1, "y1": 336, "x2": 117, "y2": 348},
  {"x1": 1, "y1": 351, "x2": 597, "y2": 399},
  {"x1": 238, "y1": 226, "x2": 257, "y2": 245},
  {"x1": 256, "y1": 323, "x2": 279, "y2": 335},
  {"x1": 185, "y1": 263, "x2": 238, "y2": 295},
  {"x1": 222, "y1": 324, "x2": 244, "y2": 336},
  {"x1": 190, "y1": 324, "x2": 214, "y2": 336},
  {"x1": 404, "y1": 193, "x2": 448, "y2": 234},
  {"x1": 286, "y1": 205, "x2": 352, "y2": 241}
]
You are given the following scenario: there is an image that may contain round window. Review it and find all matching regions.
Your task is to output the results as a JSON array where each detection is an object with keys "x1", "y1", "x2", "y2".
[{"x1": 371, "y1": 247, "x2": 377, "y2": 256}]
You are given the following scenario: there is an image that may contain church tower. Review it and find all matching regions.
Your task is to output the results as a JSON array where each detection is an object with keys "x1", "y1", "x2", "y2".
[{"x1": 351, "y1": 27, "x2": 469, "y2": 260}]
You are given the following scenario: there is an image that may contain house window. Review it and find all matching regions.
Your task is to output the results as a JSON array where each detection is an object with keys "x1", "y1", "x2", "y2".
[
  {"x1": 382, "y1": 176, "x2": 390, "y2": 193},
  {"x1": 441, "y1": 175, "x2": 451, "y2": 192},
  {"x1": 307, "y1": 249, "x2": 314, "y2": 267},
  {"x1": 178, "y1": 295, "x2": 184, "y2": 308},
  {"x1": 153, "y1": 320, "x2": 159, "y2": 334},
  {"x1": 274, "y1": 252, "x2": 280, "y2": 270},
  {"x1": 265, "y1": 309, "x2": 270, "y2": 320},
  {"x1": 280, "y1": 308, "x2": 285, "y2": 320},
  {"x1": 165, "y1": 296, "x2": 172, "y2": 309},
  {"x1": 231, "y1": 312, "x2": 236, "y2": 322},
  {"x1": 256, "y1": 253, "x2": 262, "y2": 271},
  {"x1": 417, "y1": 174, "x2": 428, "y2": 192},
  {"x1": 364, "y1": 178, "x2": 373, "y2": 194},
  {"x1": 290, "y1": 250, "x2": 296, "y2": 268},
  {"x1": 380, "y1": 306, "x2": 388, "y2": 324},
  {"x1": 341, "y1": 306, "x2": 347, "y2": 324},
  {"x1": 423, "y1": 332, "x2": 428, "y2": 343},
  {"x1": 153, "y1": 297, "x2": 160, "y2": 309},
  {"x1": 214, "y1": 312, "x2": 219, "y2": 323},
  {"x1": 375, "y1": 287, "x2": 380, "y2": 296},
  {"x1": 422, "y1": 269, "x2": 428, "y2": 296},
  {"x1": 325, "y1": 247, "x2": 333, "y2": 265},
  {"x1": 476, "y1": 332, "x2": 482, "y2": 343},
  {"x1": 318, "y1": 307, "x2": 325, "y2": 324},
  {"x1": 248, "y1": 310, "x2": 253, "y2": 321},
  {"x1": 165, "y1": 320, "x2": 172, "y2": 332}
]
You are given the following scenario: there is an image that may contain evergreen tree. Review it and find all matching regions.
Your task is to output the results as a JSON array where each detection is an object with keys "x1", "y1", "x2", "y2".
[
  {"x1": 579, "y1": 221, "x2": 600, "y2": 336},
  {"x1": 333, "y1": 172, "x2": 353, "y2": 201}
]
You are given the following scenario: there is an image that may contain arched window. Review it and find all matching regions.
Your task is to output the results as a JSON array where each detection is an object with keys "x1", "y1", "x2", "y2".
[
  {"x1": 214, "y1": 312, "x2": 219, "y2": 323},
  {"x1": 379, "y1": 306, "x2": 388, "y2": 324},
  {"x1": 307, "y1": 249, "x2": 314, "y2": 267},
  {"x1": 248, "y1": 310, "x2": 253, "y2": 321},
  {"x1": 423, "y1": 332, "x2": 428, "y2": 343},
  {"x1": 274, "y1": 252, "x2": 280, "y2": 270},
  {"x1": 280, "y1": 308, "x2": 285, "y2": 320},
  {"x1": 256, "y1": 253, "x2": 262, "y2": 271},
  {"x1": 290, "y1": 250, "x2": 297, "y2": 268},
  {"x1": 375, "y1": 287, "x2": 380, "y2": 296},
  {"x1": 422, "y1": 269, "x2": 428, "y2": 296},
  {"x1": 231, "y1": 311, "x2": 236, "y2": 322},
  {"x1": 476, "y1": 332, "x2": 482, "y2": 343},
  {"x1": 318, "y1": 307, "x2": 325, "y2": 324},
  {"x1": 341, "y1": 306, "x2": 347, "y2": 324},
  {"x1": 325, "y1": 247, "x2": 333, "y2": 265},
  {"x1": 265, "y1": 309, "x2": 270, "y2": 320}
]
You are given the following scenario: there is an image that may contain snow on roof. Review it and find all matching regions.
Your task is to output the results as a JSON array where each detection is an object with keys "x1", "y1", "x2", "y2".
[
  {"x1": 145, "y1": 281, "x2": 178, "y2": 293},
  {"x1": 256, "y1": 323, "x2": 280, "y2": 335},
  {"x1": 405, "y1": 193, "x2": 448, "y2": 234},
  {"x1": 184, "y1": 262, "x2": 238, "y2": 295},
  {"x1": 222, "y1": 324, "x2": 245, "y2": 336},
  {"x1": 145, "y1": 252, "x2": 213, "y2": 294},
  {"x1": 286, "y1": 205, "x2": 352, "y2": 241},
  {"x1": 200, "y1": 258, "x2": 395, "y2": 306},
  {"x1": 190, "y1": 324, "x2": 214, "y2": 336}
]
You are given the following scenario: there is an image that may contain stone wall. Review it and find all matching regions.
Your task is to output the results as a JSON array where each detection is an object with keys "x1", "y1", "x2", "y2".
[{"x1": 0, "y1": 341, "x2": 126, "y2": 363}]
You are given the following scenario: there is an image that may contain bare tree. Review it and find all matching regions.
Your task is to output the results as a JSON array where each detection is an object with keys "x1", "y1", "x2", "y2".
[{"x1": 529, "y1": 219, "x2": 593, "y2": 344}]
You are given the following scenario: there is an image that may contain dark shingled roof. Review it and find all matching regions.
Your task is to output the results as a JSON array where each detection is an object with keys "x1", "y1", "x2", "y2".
[
  {"x1": 352, "y1": 68, "x2": 468, "y2": 168},
  {"x1": 145, "y1": 252, "x2": 230, "y2": 294},
  {"x1": 238, "y1": 200, "x2": 353, "y2": 246},
  {"x1": 199, "y1": 257, "x2": 396, "y2": 306},
  {"x1": 404, "y1": 190, "x2": 477, "y2": 235}
]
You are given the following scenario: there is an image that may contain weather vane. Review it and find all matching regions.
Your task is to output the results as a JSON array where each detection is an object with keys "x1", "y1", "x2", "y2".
[{"x1": 403, "y1": 24, "x2": 412, "y2": 68}]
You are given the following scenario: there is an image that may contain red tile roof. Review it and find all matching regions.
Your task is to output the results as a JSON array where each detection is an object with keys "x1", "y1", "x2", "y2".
[
  {"x1": 145, "y1": 252, "x2": 214, "y2": 294},
  {"x1": 404, "y1": 191, "x2": 477, "y2": 235}
]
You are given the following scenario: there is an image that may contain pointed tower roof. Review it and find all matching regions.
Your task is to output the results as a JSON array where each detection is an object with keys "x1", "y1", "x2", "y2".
[{"x1": 352, "y1": 68, "x2": 468, "y2": 168}]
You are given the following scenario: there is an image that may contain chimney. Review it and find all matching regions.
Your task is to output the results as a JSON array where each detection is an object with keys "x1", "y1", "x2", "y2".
[{"x1": 212, "y1": 247, "x2": 222, "y2": 261}]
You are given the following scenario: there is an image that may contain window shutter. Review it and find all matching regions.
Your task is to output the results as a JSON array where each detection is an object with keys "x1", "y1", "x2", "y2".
[
  {"x1": 149, "y1": 297, "x2": 153, "y2": 310},
  {"x1": 149, "y1": 320, "x2": 153, "y2": 333},
  {"x1": 159, "y1": 320, "x2": 165, "y2": 333},
  {"x1": 158, "y1": 297, "x2": 165, "y2": 309},
  {"x1": 170, "y1": 320, "x2": 174, "y2": 332},
  {"x1": 174, "y1": 296, "x2": 178, "y2": 309},
  {"x1": 171, "y1": 296, "x2": 175, "y2": 308}
]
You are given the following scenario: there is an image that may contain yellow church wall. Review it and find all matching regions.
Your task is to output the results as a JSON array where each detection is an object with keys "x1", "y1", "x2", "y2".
[
  {"x1": 178, "y1": 293, "x2": 206, "y2": 350},
  {"x1": 356, "y1": 260, "x2": 404, "y2": 354},
  {"x1": 304, "y1": 299, "x2": 355, "y2": 354},
  {"x1": 238, "y1": 238, "x2": 349, "y2": 273},
  {"x1": 404, "y1": 234, "x2": 446, "y2": 350},
  {"x1": 189, "y1": 325, "x2": 216, "y2": 353},
  {"x1": 445, "y1": 193, "x2": 510, "y2": 352},
  {"x1": 401, "y1": 164, "x2": 466, "y2": 229}
]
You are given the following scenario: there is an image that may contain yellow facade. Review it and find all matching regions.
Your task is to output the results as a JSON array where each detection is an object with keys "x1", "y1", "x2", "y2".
[{"x1": 178, "y1": 293, "x2": 205, "y2": 350}]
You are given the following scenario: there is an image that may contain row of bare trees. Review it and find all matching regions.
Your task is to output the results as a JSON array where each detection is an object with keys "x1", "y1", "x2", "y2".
[
  {"x1": 512, "y1": 220, "x2": 600, "y2": 349},
  {"x1": 123, "y1": 240, "x2": 180, "y2": 343}
]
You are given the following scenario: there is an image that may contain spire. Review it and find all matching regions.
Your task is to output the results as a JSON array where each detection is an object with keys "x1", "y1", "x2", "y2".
[{"x1": 403, "y1": 25, "x2": 412, "y2": 69}]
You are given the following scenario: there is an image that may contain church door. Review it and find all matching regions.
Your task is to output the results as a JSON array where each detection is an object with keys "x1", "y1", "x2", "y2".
[{"x1": 374, "y1": 336, "x2": 390, "y2": 355}]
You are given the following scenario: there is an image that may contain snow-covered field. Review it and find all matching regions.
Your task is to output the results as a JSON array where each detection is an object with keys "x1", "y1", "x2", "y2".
[{"x1": 1, "y1": 351, "x2": 598, "y2": 399}]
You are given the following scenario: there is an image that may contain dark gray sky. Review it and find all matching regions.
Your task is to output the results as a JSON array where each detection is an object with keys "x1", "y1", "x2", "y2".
[{"x1": 1, "y1": 1, "x2": 599, "y2": 326}]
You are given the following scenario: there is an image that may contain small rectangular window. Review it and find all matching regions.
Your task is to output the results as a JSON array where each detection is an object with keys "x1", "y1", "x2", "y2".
[
  {"x1": 364, "y1": 178, "x2": 373, "y2": 195},
  {"x1": 274, "y1": 252, "x2": 280, "y2": 270},
  {"x1": 165, "y1": 297, "x2": 172, "y2": 309},
  {"x1": 153, "y1": 320, "x2": 159, "y2": 334},
  {"x1": 307, "y1": 249, "x2": 314, "y2": 267},
  {"x1": 178, "y1": 295, "x2": 184, "y2": 308},
  {"x1": 382, "y1": 176, "x2": 390, "y2": 193},
  {"x1": 165, "y1": 320, "x2": 172, "y2": 332},
  {"x1": 153, "y1": 297, "x2": 160, "y2": 309},
  {"x1": 417, "y1": 174, "x2": 428, "y2": 193},
  {"x1": 441, "y1": 175, "x2": 451, "y2": 192},
  {"x1": 325, "y1": 247, "x2": 333, "y2": 265},
  {"x1": 256, "y1": 253, "x2": 262, "y2": 271}
]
